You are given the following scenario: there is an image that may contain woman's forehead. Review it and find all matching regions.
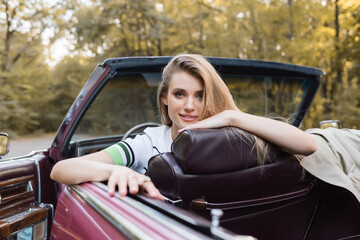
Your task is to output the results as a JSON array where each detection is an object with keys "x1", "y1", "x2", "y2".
[{"x1": 169, "y1": 71, "x2": 203, "y2": 89}]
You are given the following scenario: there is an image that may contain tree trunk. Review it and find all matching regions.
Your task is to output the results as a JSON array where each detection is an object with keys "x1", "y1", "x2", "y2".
[
  {"x1": 287, "y1": 0, "x2": 293, "y2": 40},
  {"x1": 334, "y1": 0, "x2": 342, "y2": 85},
  {"x1": 2, "y1": 2, "x2": 12, "y2": 73}
]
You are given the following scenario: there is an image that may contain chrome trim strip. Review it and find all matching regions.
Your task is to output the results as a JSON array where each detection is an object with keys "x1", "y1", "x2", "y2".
[
  {"x1": 92, "y1": 182, "x2": 209, "y2": 240},
  {"x1": 211, "y1": 227, "x2": 257, "y2": 240},
  {"x1": 27, "y1": 180, "x2": 33, "y2": 193},
  {"x1": 93, "y1": 182, "x2": 255, "y2": 240},
  {"x1": 69, "y1": 185, "x2": 154, "y2": 240},
  {"x1": 39, "y1": 202, "x2": 54, "y2": 239},
  {"x1": 2, "y1": 150, "x2": 39, "y2": 161},
  {"x1": 31, "y1": 158, "x2": 41, "y2": 202},
  {"x1": 40, "y1": 203, "x2": 54, "y2": 221}
]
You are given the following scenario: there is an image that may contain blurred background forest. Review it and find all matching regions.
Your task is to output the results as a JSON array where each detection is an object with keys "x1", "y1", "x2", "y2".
[{"x1": 0, "y1": 0, "x2": 359, "y2": 138}]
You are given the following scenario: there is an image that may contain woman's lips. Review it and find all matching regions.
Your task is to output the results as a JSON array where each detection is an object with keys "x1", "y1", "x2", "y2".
[{"x1": 179, "y1": 113, "x2": 198, "y2": 122}]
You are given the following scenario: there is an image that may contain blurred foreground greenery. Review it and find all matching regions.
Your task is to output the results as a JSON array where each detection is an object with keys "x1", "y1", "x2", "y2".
[{"x1": 1, "y1": 0, "x2": 359, "y2": 137}]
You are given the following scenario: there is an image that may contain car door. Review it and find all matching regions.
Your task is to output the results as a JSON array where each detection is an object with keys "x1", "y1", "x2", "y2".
[
  {"x1": 0, "y1": 147, "x2": 56, "y2": 239},
  {"x1": 0, "y1": 62, "x2": 112, "y2": 240}
]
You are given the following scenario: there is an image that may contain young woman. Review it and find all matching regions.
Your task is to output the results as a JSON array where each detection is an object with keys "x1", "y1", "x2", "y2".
[{"x1": 50, "y1": 54, "x2": 317, "y2": 200}]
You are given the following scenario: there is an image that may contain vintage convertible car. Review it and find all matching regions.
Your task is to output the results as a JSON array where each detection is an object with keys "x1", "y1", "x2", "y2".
[{"x1": 0, "y1": 57, "x2": 359, "y2": 240}]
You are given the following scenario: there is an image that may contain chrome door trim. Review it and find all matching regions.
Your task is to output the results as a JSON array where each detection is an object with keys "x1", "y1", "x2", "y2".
[
  {"x1": 69, "y1": 184, "x2": 153, "y2": 240},
  {"x1": 92, "y1": 182, "x2": 210, "y2": 240},
  {"x1": 70, "y1": 182, "x2": 250, "y2": 240},
  {"x1": 93, "y1": 182, "x2": 253, "y2": 240}
]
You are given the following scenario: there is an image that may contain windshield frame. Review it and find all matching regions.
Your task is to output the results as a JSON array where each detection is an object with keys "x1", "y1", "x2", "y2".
[{"x1": 51, "y1": 57, "x2": 322, "y2": 160}]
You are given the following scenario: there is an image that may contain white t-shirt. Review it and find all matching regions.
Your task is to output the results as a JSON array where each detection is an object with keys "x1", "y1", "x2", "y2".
[{"x1": 103, "y1": 125, "x2": 172, "y2": 174}]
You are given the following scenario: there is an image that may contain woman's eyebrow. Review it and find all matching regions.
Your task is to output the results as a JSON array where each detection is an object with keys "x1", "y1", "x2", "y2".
[
  {"x1": 171, "y1": 88, "x2": 185, "y2": 92},
  {"x1": 170, "y1": 88, "x2": 203, "y2": 94}
]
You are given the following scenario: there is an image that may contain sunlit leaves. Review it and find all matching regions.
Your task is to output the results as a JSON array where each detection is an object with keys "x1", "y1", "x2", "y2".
[{"x1": 1, "y1": 0, "x2": 359, "y2": 136}]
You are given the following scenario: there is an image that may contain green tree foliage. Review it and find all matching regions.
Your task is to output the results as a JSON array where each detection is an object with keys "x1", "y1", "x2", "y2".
[
  {"x1": 0, "y1": 0, "x2": 66, "y2": 136},
  {"x1": 63, "y1": 0, "x2": 171, "y2": 58},
  {"x1": 41, "y1": 55, "x2": 97, "y2": 132},
  {"x1": 1, "y1": 0, "x2": 359, "y2": 136},
  {"x1": 332, "y1": 0, "x2": 360, "y2": 129}
]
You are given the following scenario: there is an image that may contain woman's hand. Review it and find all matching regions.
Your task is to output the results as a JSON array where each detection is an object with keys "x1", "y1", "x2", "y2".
[
  {"x1": 107, "y1": 165, "x2": 164, "y2": 200},
  {"x1": 51, "y1": 151, "x2": 164, "y2": 201}
]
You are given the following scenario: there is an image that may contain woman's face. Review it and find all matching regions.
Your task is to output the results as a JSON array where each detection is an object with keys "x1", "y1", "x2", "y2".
[{"x1": 162, "y1": 71, "x2": 204, "y2": 139}]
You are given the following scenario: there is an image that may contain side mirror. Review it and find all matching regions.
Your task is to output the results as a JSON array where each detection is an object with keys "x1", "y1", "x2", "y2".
[
  {"x1": 319, "y1": 120, "x2": 341, "y2": 129},
  {"x1": 0, "y1": 133, "x2": 10, "y2": 157}
]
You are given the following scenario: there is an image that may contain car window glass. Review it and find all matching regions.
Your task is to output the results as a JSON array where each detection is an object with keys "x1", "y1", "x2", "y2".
[
  {"x1": 71, "y1": 72, "x2": 308, "y2": 142},
  {"x1": 72, "y1": 73, "x2": 160, "y2": 141},
  {"x1": 224, "y1": 75, "x2": 307, "y2": 118}
]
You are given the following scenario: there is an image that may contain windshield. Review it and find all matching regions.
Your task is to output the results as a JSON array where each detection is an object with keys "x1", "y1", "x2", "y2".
[{"x1": 71, "y1": 72, "x2": 308, "y2": 141}]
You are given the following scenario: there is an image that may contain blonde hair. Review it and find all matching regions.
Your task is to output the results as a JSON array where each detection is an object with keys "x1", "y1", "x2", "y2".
[
  {"x1": 157, "y1": 54, "x2": 276, "y2": 166},
  {"x1": 157, "y1": 54, "x2": 238, "y2": 126},
  {"x1": 228, "y1": 127, "x2": 275, "y2": 167}
]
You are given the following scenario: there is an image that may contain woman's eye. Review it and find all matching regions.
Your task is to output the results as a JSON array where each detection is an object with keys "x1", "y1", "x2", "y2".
[
  {"x1": 196, "y1": 94, "x2": 203, "y2": 99},
  {"x1": 175, "y1": 92, "x2": 184, "y2": 97}
]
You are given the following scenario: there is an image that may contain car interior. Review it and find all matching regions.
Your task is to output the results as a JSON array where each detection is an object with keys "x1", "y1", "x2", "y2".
[{"x1": 146, "y1": 127, "x2": 360, "y2": 240}]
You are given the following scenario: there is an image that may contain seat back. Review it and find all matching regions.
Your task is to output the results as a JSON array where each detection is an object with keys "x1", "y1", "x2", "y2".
[
  {"x1": 147, "y1": 127, "x2": 306, "y2": 202},
  {"x1": 147, "y1": 127, "x2": 360, "y2": 240}
]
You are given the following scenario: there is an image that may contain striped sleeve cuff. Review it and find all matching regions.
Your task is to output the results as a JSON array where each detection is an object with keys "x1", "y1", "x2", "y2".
[{"x1": 103, "y1": 141, "x2": 134, "y2": 166}]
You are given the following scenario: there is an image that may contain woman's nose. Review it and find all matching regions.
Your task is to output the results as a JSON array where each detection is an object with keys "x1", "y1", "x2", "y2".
[{"x1": 184, "y1": 97, "x2": 195, "y2": 110}]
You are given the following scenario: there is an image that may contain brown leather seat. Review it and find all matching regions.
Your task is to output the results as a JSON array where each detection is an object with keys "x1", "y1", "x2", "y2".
[
  {"x1": 147, "y1": 127, "x2": 360, "y2": 240},
  {"x1": 147, "y1": 127, "x2": 307, "y2": 203}
]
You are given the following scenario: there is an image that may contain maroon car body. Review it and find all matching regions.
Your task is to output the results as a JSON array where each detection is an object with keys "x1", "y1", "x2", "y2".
[{"x1": 0, "y1": 57, "x2": 359, "y2": 240}]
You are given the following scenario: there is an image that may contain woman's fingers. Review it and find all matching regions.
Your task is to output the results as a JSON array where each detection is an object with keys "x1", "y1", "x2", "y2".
[
  {"x1": 127, "y1": 174, "x2": 139, "y2": 194},
  {"x1": 107, "y1": 176, "x2": 116, "y2": 196},
  {"x1": 107, "y1": 170, "x2": 121, "y2": 196},
  {"x1": 107, "y1": 167, "x2": 130, "y2": 196},
  {"x1": 107, "y1": 167, "x2": 163, "y2": 200},
  {"x1": 118, "y1": 175, "x2": 128, "y2": 196},
  {"x1": 142, "y1": 180, "x2": 164, "y2": 201}
]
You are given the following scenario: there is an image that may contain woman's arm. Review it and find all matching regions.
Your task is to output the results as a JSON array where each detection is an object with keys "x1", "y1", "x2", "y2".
[
  {"x1": 50, "y1": 151, "x2": 163, "y2": 200},
  {"x1": 180, "y1": 110, "x2": 317, "y2": 156},
  {"x1": 50, "y1": 151, "x2": 114, "y2": 184}
]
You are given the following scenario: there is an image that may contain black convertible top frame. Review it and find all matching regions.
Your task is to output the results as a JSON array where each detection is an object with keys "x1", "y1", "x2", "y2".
[
  {"x1": 104, "y1": 56, "x2": 323, "y2": 127},
  {"x1": 52, "y1": 56, "x2": 322, "y2": 160}
]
